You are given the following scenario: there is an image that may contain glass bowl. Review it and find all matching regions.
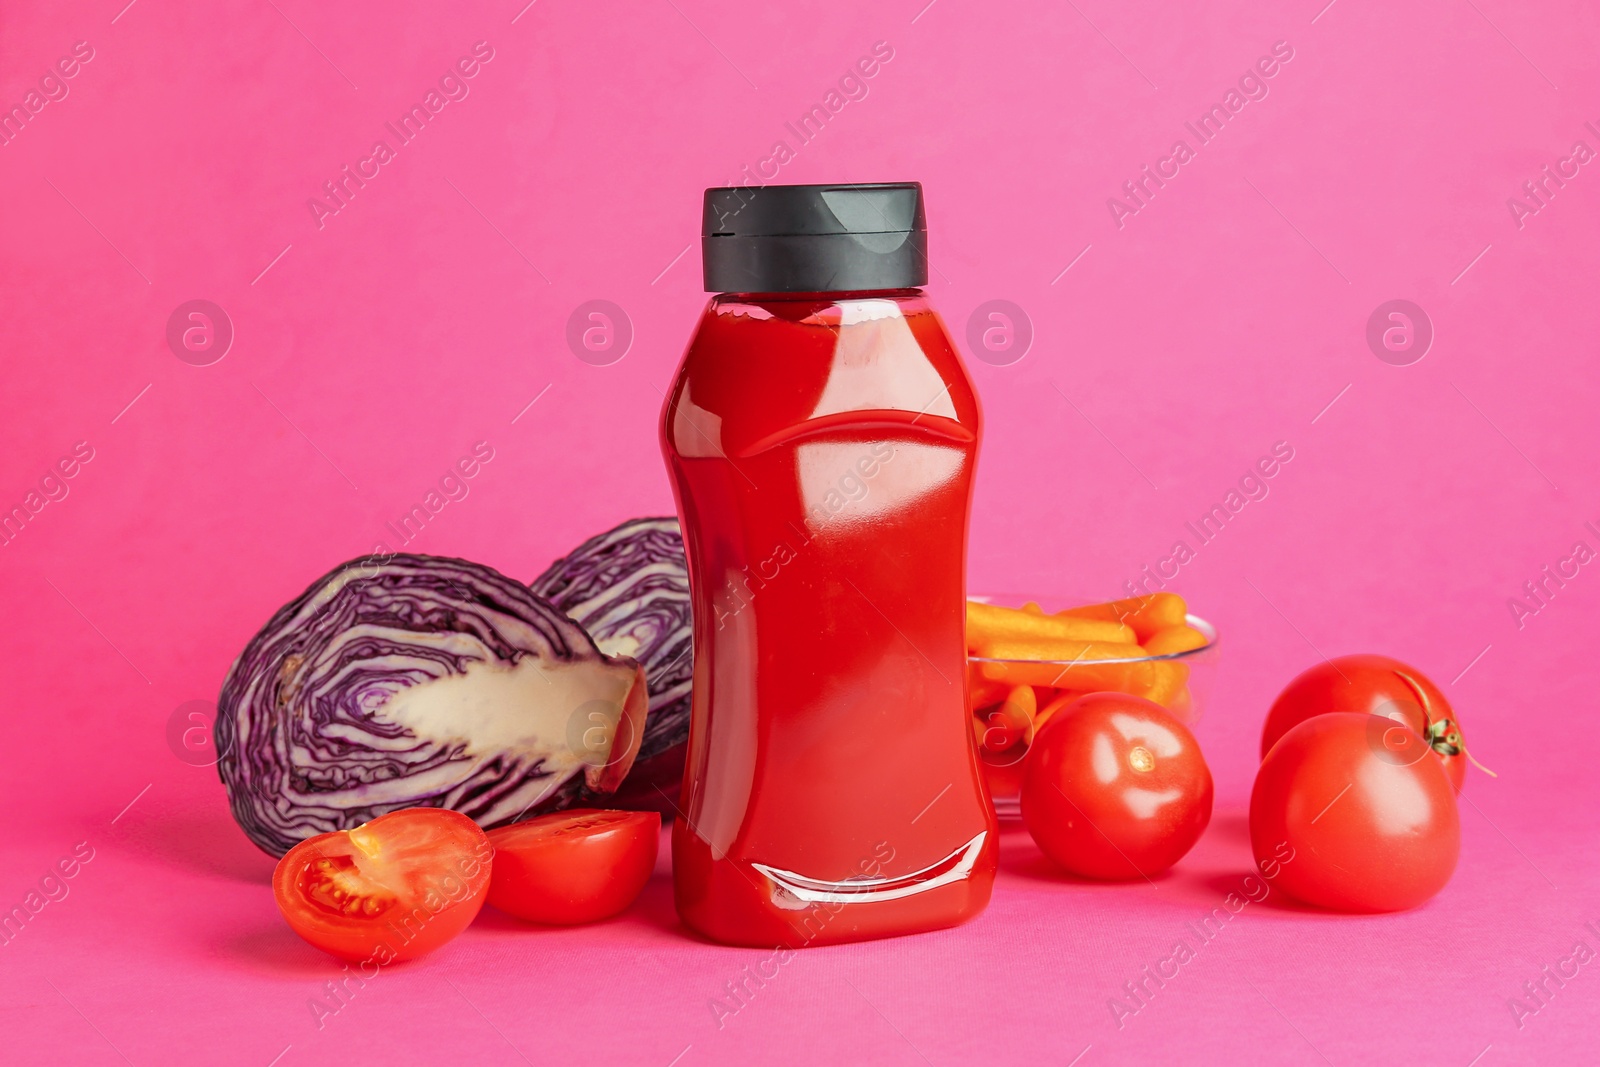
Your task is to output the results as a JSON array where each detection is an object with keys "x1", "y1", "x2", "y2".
[{"x1": 967, "y1": 596, "x2": 1219, "y2": 820}]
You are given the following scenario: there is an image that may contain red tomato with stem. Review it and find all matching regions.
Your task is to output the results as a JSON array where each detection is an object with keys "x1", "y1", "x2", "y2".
[
  {"x1": 273, "y1": 808, "x2": 492, "y2": 963},
  {"x1": 487, "y1": 809, "x2": 660, "y2": 924},
  {"x1": 1261, "y1": 654, "x2": 1467, "y2": 791},
  {"x1": 1021, "y1": 693, "x2": 1213, "y2": 880},
  {"x1": 1251, "y1": 712, "x2": 1460, "y2": 912}
]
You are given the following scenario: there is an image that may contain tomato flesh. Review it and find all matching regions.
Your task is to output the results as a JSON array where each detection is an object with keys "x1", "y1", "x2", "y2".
[
  {"x1": 1251, "y1": 712, "x2": 1460, "y2": 912},
  {"x1": 1261, "y1": 654, "x2": 1466, "y2": 790},
  {"x1": 487, "y1": 809, "x2": 659, "y2": 925},
  {"x1": 273, "y1": 808, "x2": 491, "y2": 963},
  {"x1": 1020, "y1": 694, "x2": 1213, "y2": 880}
]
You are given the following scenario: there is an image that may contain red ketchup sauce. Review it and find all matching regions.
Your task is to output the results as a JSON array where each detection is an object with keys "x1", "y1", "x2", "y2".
[{"x1": 662, "y1": 287, "x2": 996, "y2": 948}]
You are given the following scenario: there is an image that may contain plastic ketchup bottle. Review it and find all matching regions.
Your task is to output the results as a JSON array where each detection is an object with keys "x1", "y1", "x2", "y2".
[{"x1": 660, "y1": 182, "x2": 996, "y2": 948}]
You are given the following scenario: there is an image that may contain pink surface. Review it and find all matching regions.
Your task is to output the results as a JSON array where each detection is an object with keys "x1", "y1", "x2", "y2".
[{"x1": 2, "y1": 0, "x2": 1597, "y2": 1062}]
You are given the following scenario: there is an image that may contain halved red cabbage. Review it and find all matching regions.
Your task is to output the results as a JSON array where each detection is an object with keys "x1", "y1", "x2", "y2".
[
  {"x1": 531, "y1": 518, "x2": 691, "y2": 812},
  {"x1": 217, "y1": 554, "x2": 647, "y2": 857}
]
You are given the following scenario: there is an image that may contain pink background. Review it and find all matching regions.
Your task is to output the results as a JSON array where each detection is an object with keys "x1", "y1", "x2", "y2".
[{"x1": 2, "y1": 0, "x2": 1597, "y2": 1062}]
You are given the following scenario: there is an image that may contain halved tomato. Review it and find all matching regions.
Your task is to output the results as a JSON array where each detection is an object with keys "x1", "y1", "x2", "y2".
[
  {"x1": 486, "y1": 809, "x2": 659, "y2": 925},
  {"x1": 273, "y1": 808, "x2": 492, "y2": 963}
]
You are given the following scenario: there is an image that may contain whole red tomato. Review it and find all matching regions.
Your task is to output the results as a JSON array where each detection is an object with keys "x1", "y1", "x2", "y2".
[
  {"x1": 1021, "y1": 693, "x2": 1212, "y2": 880},
  {"x1": 1261, "y1": 654, "x2": 1466, "y2": 791},
  {"x1": 1251, "y1": 712, "x2": 1459, "y2": 912}
]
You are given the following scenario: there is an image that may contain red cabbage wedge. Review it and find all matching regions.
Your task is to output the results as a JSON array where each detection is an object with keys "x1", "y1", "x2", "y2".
[
  {"x1": 531, "y1": 518, "x2": 691, "y2": 813},
  {"x1": 217, "y1": 554, "x2": 647, "y2": 857}
]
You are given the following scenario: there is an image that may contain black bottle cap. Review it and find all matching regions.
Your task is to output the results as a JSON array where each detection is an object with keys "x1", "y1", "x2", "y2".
[{"x1": 701, "y1": 182, "x2": 927, "y2": 293}]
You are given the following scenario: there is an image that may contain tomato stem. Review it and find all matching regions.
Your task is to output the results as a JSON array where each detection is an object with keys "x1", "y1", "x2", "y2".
[
  {"x1": 1423, "y1": 718, "x2": 1461, "y2": 757},
  {"x1": 1426, "y1": 717, "x2": 1498, "y2": 779},
  {"x1": 1461, "y1": 741, "x2": 1498, "y2": 778}
]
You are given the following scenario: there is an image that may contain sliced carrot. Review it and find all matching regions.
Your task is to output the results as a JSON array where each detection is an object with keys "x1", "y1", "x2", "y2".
[
  {"x1": 999, "y1": 686, "x2": 1037, "y2": 748},
  {"x1": 1165, "y1": 684, "x2": 1196, "y2": 723},
  {"x1": 1021, "y1": 601, "x2": 1044, "y2": 615},
  {"x1": 1140, "y1": 661, "x2": 1190, "y2": 709},
  {"x1": 1052, "y1": 596, "x2": 1145, "y2": 625},
  {"x1": 1003, "y1": 684, "x2": 1037, "y2": 727},
  {"x1": 1034, "y1": 689, "x2": 1087, "y2": 733},
  {"x1": 971, "y1": 636, "x2": 1145, "y2": 663},
  {"x1": 1058, "y1": 593, "x2": 1187, "y2": 642},
  {"x1": 1004, "y1": 687, "x2": 1030, "y2": 723},
  {"x1": 979, "y1": 686, "x2": 1035, "y2": 753},
  {"x1": 975, "y1": 655, "x2": 1157, "y2": 694},
  {"x1": 968, "y1": 661, "x2": 1011, "y2": 710},
  {"x1": 1142, "y1": 625, "x2": 1208, "y2": 656},
  {"x1": 968, "y1": 601, "x2": 1136, "y2": 648},
  {"x1": 979, "y1": 752, "x2": 1028, "y2": 799}
]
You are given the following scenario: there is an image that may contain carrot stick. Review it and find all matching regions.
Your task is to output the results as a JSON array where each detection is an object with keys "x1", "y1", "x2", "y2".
[
  {"x1": 968, "y1": 601, "x2": 1136, "y2": 648},
  {"x1": 1142, "y1": 626, "x2": 1208, "y2": 656},
  {"x1": 971, "y1": 636, "x2": 1145, "y2": 662},
  {"x1": 1058, "y1": 593, "x2": 1187, "y2": 642},
  {"x1": 975, "y1": 656, "x2": 1157, "y2": 694},
  {"x1": 1141, "y1": 661, "x2": 1190, "y2": 709},
  {"x1": 968, "y1": 661, "x2": 1011, "y2": 710},
  {"x1": 1034, "y1": 690, "x2": 1087, "y2": 733},
  {"x1": 1007, "y1": 684, "x2": 1039, "y2": 724},
  {"x1": 979, "y1": 685, "x2": 1036, "y2": 753},
  {"x1": 1165, "y1": 684, "x2": 1196, "y2": 722},
  {"x1": 972, "y1": 633, "x2": 1152, "y2": 694},
  {"x1": 999, "y1": 685, "x2": 1037, "y2": 743}
]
